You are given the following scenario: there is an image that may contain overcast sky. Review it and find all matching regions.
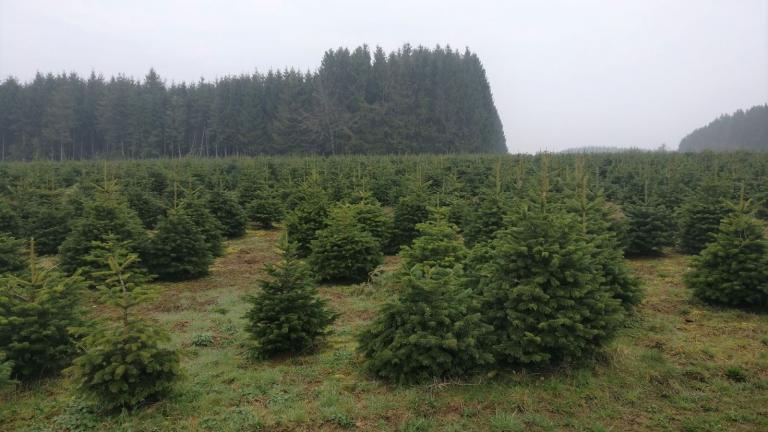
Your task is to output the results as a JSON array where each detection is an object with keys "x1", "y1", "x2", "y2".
[{"x1": 1, "y1": 0, "x2": 766, "y2": 153}]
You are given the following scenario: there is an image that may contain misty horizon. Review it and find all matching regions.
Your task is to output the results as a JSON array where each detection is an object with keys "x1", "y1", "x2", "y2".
[{"x1": 1, "y1": 0, "x2": 767, "y2": 153}]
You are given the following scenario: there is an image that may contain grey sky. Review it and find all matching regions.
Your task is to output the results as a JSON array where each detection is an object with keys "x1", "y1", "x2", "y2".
[{"x1": 1, "y1": 0, "x2": 766, "y2": 153}]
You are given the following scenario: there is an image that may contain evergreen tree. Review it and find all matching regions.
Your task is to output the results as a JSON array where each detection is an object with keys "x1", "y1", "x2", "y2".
[
  {"x1": 0, "y1": 199, "x2": 20, "y2": 236},
  {"x1": 59, "y1": 184, "x2": 148, "y2": 274},
  {"x1": 463, "y1": 190, "x2": 506, "y2": 247},
  {"x1": 147, "y1": 207, "x2": 212, "y2": 281},
  {"x1": 207, "y1": 188, "x2": 247, "y2": 238},
  {"x1": 245, "y1": 189, "x2": 284, "y2": 229},
  {"x1": 285, "y1": 187, "x2": 329, "y2": 257},
  {"x1": 388, "y1": 190, "x2": 430, "y2": 253},
  {"x1": 469, "y1": 200, "x2": 624, "y2": 365},
  {"x1": 244, "y1": 239, "x2": 337, "y2": 358},
  {"x1": 625, "y1": 203, "x2": 674, "y2": 257},
  {"x1": 345, "y1": 198, "x2": 392, "y2": 249},
  {"x1": 0, "y1": 243, "x2": 85, "y2": 380},
  {"x1": 180, "y1": 195, "x2": 224, "y2": 257},
  {"x1": 0, "y1": 351, "x2": 15, "y2": 390},
  {"x1": 16, "y1": 190, "x2": 72, "y2": 255},
  {"x1": 309, "y1": 206, "x2": 383, "y2": 283},
  {"x1": 358, "y1": 266, "x2": 493, "y2": 383},
  {"x1": 68, "y1": 241, "x2": 180, "y2": 410},
  {"x1": 685, "y1": 202, "x2": 768, "y2": 308},
  {"x1": 0, "y1": 233, "x2": 25, "y2": 274},
  {"x1": 125, "y1": 186, "x2": 166, "y2": 230},
  {"x1": 677, "y1": 193, "x2": 732, "y2": 255},
  {"x1": 400, "y1": 210, "x2": 467, "y2": 270}
]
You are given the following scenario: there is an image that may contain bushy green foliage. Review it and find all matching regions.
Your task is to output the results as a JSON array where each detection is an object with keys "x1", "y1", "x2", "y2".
[
  {"x1": 345, "y1": 199, "x2": 392, "y2": 248},
  {"x1": 285, "y1": 188, "x2": 329, "y2": 257},
  {"x1": 625, "y1": 203, "x2": 674, "y2": 257},
  {"x1": 0, "y1": 234, "x2": 25, "y2": 274},
  {"x1": 207, "y1": 189, "x2": 247, "y2": 239},
  {"x1": 469, "y1": 202, "x2": 624, "y2": 365},
  {"x1": 388, "y1": 191, "x2": 430, "y2": 253},
  {"x1": 125, "y1": 186, "x2": 166, "y2": 229},
  {"x1": 180, "y1": 196, "x2": 225, "y2": 257},
  {"x1": 245, "y1": 189, "x2": 284, "y2": 229},
  {"x1": 685, "y1": 205, "x2": 768, "y2": 308},
  {"x1": 0, "y1": 199, "x2": 20, "y2": 236},
  {"x1": 310, "y1": 206, "x2": 383, "y2": 283},
  {"x1": 0, "y1": 247, "x2": 85, "y2": 380},
  {"x1": 16, "y1": 190, "x2": 73, "y2": 255},
  {"x1": 0, "y1": 351, "x2": 16, "y2": 390},
  {"x1": 463, "y1": 190, "x2": 506, "y2": 246},
  {"x1": 68, "y1": 242, "x2": 179, "y2": 410},
  {"x1": 244, "y1": 239, "x2": 337, "y2": 358},
  {"x1": 358, "y1": 266, "x2": 493, "y2": 383},
  {"x1": 677, "y1": 194, "x2": 731, "y2": 255},
  {"x1": 400, "y1": 210, "x2": 467, "y2": 270},
  {"x1": 59, "y1": 185, "x2": 148, "y2": 274},
  {"x1": 147, "y1": 207, "x2": 212, "y2": 280}
]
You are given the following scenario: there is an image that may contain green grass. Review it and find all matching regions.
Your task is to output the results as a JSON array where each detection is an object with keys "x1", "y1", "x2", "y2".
[{"x1": 1, "y1": 232, "x2": 767, "y2": 431}]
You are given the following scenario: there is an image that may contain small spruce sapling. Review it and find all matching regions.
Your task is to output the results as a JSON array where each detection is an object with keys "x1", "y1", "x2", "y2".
[
  {"x1": 244, "y1": 238, "x2": 337, "y2": 358},
  {"x1": 68, "y1": 240, "x2": 180, "y2": 410}
]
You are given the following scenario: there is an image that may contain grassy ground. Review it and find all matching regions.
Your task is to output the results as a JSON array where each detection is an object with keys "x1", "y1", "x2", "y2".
[{"x1": 1, "y1": 230, "x2": 767, "y2": 432}]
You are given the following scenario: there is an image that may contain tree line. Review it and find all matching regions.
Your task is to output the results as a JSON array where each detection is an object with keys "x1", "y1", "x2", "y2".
[
  {"x1": 679, "y1": 104, "x2": 768, "y2": 152},
  {"x1": 0, "y1": 45, "x2": 507, "y2": 160}
]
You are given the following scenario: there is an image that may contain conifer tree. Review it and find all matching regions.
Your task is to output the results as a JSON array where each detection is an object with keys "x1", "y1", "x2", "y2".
[
  {"x1": 285, "y1": 186, "x2": 329, "y2": 257},
  {"x1": 400, "y1": 209, "x2": 467, "y2": 270},
  {"x1": 0, "y1": 242, "x2": 85, "y2": 380},
  {"x1": 0, "y1": 352, "x2": 14, "y2": 390},
  {"x1": 625, "y1": 203, "x2": 674, "y2": 257},
  {"x1": 180, "y1": 195, "x2": 225, "y2": 257},
  {"x1": 388, "y1": 190, "x2": 430, "y2": 253},
  {"x1": 147, "y1": 207, "x2": 212, "y2": 281},
  {"x1": 207, "y1": 188, "x2": 247, "y2": 239},
  {"x1": 125, "y1": 186, "x2": 166, "y2": 230},
  {"x1": 245, "y1": 189, "x2": 284, "y2": 229},
  {"x1": 463, "y1": 189, "x2": 507, "y2": 247},
  {"x1": 309, "y1": 206, "x2": 383, "y2": 283},
  {"x1": 345, "y1": 198, "x2": 392, "y2": 249},
  {"x1": 16, "y1": 190, "x2": 72, "y2": 255},
  {"x1": 358, "y1": 266, "x2": 493, "y2": 383},
  {"x1": 59, "y1": 183, "x2": 148, "y2": 274},
  {"x1": 677, "y1": 192, "x2": 731, "y2": 255},
  {"x1": 685, "y1": 200, "x2": 768, "y2": 308},
  {"x1": 0, "y1": 233, "x2": 25, "y2": 274},
  {"x1": 0, "y1": 199, "x2": 20, "y2": 236},
  {"x1": 244, "y1": 239, "x2": 337, "y2": 358},
  {"x1": 68, "y1": 240, "x2": 180, "y2": 410}
]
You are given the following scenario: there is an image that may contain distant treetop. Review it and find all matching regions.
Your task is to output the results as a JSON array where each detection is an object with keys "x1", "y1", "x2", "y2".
[
  {"x1": 0, "y1": 44, "x2": 507, "y2": 160},
  {"x1": 679, "y1": 105, "x2": 768, "y2": 152}
]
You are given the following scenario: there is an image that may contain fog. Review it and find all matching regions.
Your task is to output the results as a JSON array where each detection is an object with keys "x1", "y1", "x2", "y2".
[{"x1": 1, "y1": 0, "x2": 766, "y2": 153}]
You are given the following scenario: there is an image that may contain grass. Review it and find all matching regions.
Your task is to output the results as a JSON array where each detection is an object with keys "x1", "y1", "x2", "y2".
[{"x1": 1, "y1": 232, "x2": 767, "y2": 431}]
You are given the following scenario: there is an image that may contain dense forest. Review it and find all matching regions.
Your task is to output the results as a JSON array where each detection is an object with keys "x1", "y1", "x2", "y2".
[
  {"x1": 0, "y1": 45, "x2": 506, "y2": 160},
  {"x1": 679, "y1": 104, "x2": 768, "y2": 152}
]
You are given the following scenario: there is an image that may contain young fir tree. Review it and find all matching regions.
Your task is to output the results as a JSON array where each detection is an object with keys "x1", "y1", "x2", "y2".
[
  {"x1": 358, "y1": 266, "x2": 493, "y2": 383},
  {"x1": 180, "y1": 195, "x2": 225, "y2": 257},
  {"x1": 147, "y1": 206, "x2": 213, "y2": 281},
  {"x1": 16, "y1": 189, "x2": 73, "y2": 255},
  {"x1": 463, "y1": 189, "x2": 507, "y2": 247},
  {"x1": 125, "y1": 186, "x2": 166, "y2": 230},
  {"x1": 59, "y1": 183, "x2": 148, "y2": 275},
  {"x1": 0, "y1": 199, "x2": 20, "y2": 236},
  {"x1": 0, "y1": 351, "x2": 15, "y2": 390},
  {"x1": 624, "y1": 203, "x2": 674, "y2": 257},
  {"x1": 677, "y1": 192, "x2": 732, "y2": 255},
  {"x1": 0, "y1": 233, "x2": 25, "y2": 274},
  {"x1": 468, "y1": 179, "x2": 624, "y2": 365},
  {"x1": 285, "y1": 186, "x2": 330, "y2": 257},
  {"x1": 345, "y1": 198, "x2": 392, "y2": 249},
  {"x1": 387, "y1": 190, "x2": 430, "y2": 253},
  {"x1": 0, "y1": 242, "x2": 85, "y2": 380},
  {"x1": 207, "y1": 188, "x2": 247, "y2": 239},
  {"x1": 245, "y1": 189, "x2": 285, "y2": 229},
  {"x1": 68, "y1": 240, "x2": 180, "y2": 410},
  {"x1": 309, "y1": 206, "x2": 384, "y2": 283},
  {"x1": 685, "y1": 199, "x2": 768, "y2": 308},
  {"x1": 400, "y1": 209, "x2": 467, "y2": 270},
  {"x1": 244, "y1": 239, "x2": 337, "y2": 358}
]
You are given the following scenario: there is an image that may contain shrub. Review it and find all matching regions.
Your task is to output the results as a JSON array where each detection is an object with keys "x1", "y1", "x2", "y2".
[
  {"x1": 469, "y1": 202, "x2": 624, "y2": 365},
  {"x1": 0, "y1": 246, "x2": 85, "y2": 380},
  {"x1": 68, "y1": 241, "x2": 179, "y2": 410},
  {"x1": 0, "y1": 233, "x2": 25, "y2": 274},
  {"x1": 358, "y1": 266, "x2": 493, "y2": 383},
  {"x1": 310, "y1": 207, "x2": 383, "y2": 283},
  {"x1": 685, "y1": 204, "x2": 768, "y2": 308},
  {"x1": 207, "y1": 189, "x2": 247, "y2": 238},
  {"x1": 59, "y1": 185, "x2": 148, "y2": 274},
  {"x1": 147, "y1": 207, "x2": 213, "y2": 281},
  {"x1": 245, "y1": 189, "x2": 284, "y2": 229},
  {"x1": 244, "y1": 239, "x2": 337, "y2": 358}
]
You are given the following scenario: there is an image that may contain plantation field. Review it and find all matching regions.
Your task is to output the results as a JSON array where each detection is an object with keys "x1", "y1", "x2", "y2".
[{"x1": 2, "y1": 228, "x2": 766, "y2": 432}]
